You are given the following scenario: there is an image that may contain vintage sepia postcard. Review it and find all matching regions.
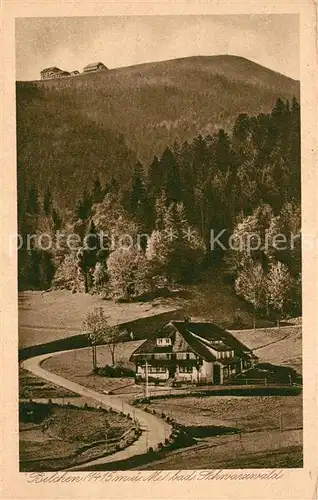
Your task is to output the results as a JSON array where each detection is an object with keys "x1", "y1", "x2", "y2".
[{"x1": 1, "y1": 1, "x2": 317, "y2": 499}]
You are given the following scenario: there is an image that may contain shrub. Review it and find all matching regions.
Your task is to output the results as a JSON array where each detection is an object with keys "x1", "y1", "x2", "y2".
[
  {"x1": 172, "y1": 380, "x2": 183, "y2": 387},
  {"x1": 148, "y1": 447, "x2": 154, "y2": 453},
  {"x1": 147, "y1": 376, "x2": 164, "y2": 383},
  {"x1": 94, "y1": 364, "x2": 135, "y2": 378}
]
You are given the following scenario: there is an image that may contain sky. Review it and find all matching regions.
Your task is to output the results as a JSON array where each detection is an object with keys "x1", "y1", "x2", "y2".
[{"x1": 15, "y1": 15, "x2": 299, "y2": 81}]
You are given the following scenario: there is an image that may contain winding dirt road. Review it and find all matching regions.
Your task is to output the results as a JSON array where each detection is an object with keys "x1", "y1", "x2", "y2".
[{"x1": 21, "y1": 350, "x2": 171, "y2": 470}]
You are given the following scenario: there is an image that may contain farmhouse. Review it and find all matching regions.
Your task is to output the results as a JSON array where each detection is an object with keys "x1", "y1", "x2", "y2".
[
  {"x1": 83, "y1": 62, "x2": 108, "y2": 73},
  {"x1": 130, "y1": 319, "x2": 258, "y2": 385},
  {"x1": 40, "y1": 67, "x2": 70, "y2": 80}
]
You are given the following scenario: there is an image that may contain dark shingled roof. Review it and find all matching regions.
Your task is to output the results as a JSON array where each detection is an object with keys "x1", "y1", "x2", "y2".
[
  {"x1": 130, "y1": 321, "x2": 256, "y2": 363},
  {"x1": 173, "y1": 321, "x2": 252, "y2": 352}
]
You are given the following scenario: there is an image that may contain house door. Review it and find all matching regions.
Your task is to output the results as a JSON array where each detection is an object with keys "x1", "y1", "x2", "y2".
[
  {"x1": 168, "y1": 365, "x2": 176, "y2": 378},
  {"x1": 214, "y1": 364, "x2": 221, "y2": 384}
]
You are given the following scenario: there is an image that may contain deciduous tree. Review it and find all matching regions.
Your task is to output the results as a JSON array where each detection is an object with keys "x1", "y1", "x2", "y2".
[
  {"x1": 235, "y1": 259, "x2": 266, "y2": 330},
  {"x1": 266, "y1": 261, "x2": 293, "y2": 326},
  {"x1": 82, "y1": 307, "x2": 122, "y2": 368},
  {"x1": 107, "y1": 247, "x2": 151, "y2": 301}
]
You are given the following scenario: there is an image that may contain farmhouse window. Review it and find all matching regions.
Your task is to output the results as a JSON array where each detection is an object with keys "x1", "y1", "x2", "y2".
[
  {"x1": 179, "y1": 366, "x2": 193, "y2": 373},
  {"x1": 156, "y1": 338, "x2": 172, "y2": 346},
  {"x1": 148, "y1": 366, "x2": 166, "y2": 373}
]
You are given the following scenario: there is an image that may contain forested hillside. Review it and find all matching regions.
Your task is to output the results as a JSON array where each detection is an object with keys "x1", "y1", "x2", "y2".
[
  {"x1": 17, "y1": 55, "x2": 299, "y2": 211},
  {"x1": 18, "y1": 88, "x2": 301, "y2": 322}
]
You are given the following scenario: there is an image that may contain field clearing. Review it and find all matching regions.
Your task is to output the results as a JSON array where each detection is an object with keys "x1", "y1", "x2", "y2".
[
  {"x1": 136, "y1": 430, "x2": 302, "y2": 470},
  {"x1": 19, "y1": 279, "x2": 301, "y2": 351},
  {"x1": 19, "y1": 368, "x2": 78, "y2": 399},
  {"x1": 231, "y1": 326, "x2": 302, "y2": 373},
  {"x1": 230, "y1": 326, "x2": 300, "y2": 350},
  {"x1": 41, "y1": 342, "x2": 143, "y2": 394},
  {"x1": 147, "y1": 394, "x2": 302, "y2": 432},
  {"x1": 18, "y1": 290, "x2": 179, "y2": 349},
  {"x1": 20, "y1": 404, "x2": 133, "y2": 471},
  {"x1": 254, "y1": 332, "x2": 302, "y2": 371}
]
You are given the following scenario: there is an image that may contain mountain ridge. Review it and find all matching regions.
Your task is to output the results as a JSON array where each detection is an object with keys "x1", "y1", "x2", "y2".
[{"x1": 22, "y1": 54, "x2": 298, "y2": 84}]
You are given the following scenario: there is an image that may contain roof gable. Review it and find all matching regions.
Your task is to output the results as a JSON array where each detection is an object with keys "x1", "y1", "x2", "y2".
[
  {"x1": 172, "y1": 328, "x2": 191, "y2": 352},
  {"x1": 130, "y1": 321, "x2": 215, "y2": 361}
]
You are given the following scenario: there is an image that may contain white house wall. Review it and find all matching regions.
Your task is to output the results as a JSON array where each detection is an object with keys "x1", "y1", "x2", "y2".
[
  {"x1": 175, "y1": 365, "x2": 199, "y2": 383},
  {"x1": 199, "y1": 360, "x2": 213, "y2": 383}
]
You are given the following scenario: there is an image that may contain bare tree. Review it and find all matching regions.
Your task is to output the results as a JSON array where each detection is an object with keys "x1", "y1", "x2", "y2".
[{"x1": 82, "y1": 307, "x2": 121, "y2": 369}]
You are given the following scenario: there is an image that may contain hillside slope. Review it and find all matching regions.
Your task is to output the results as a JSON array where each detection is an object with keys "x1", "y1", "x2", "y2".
[{"x1": 17, "y1": 55, "x2": 300, "y2": 208}]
